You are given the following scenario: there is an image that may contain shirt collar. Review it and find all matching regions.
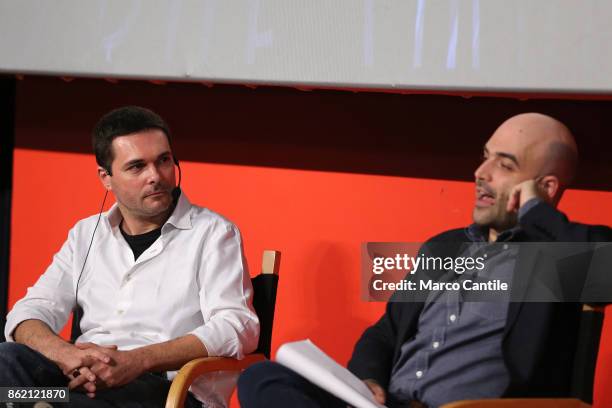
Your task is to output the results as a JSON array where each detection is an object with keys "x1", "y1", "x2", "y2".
[
  {"x1": 104, "y1": 191, "x2": 193, "y2": 231},
  {"x1": 466, "y1": 223, "x2": 488, "y2": 242},
  {"x1": 166, "y1": 191, "x2": 193, "y2": 230},
  {"x1": 497, "y1": 226, "x2": 522, "y2": 242},
  {"x1": 466, "y1": 223, "x2": 522, "y2": 243}
]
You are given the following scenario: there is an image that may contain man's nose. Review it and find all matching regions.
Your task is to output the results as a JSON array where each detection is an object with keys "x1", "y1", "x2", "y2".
[
  {"x1": 474, "y1": 159, "x2": 491, "y2": 181},
  {"x1": 145, "y1": 164, "x2": 161, "y2": 183}
]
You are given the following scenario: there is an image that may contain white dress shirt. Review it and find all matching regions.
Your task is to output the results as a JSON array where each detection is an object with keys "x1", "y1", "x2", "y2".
[{"x1": 6, "y1": 192, "x2": 259, "y2": 404}]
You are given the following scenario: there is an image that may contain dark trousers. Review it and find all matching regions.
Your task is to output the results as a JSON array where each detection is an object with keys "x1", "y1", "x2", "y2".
[
  {"x1": 237, "y1": 361, "x2": 418, "y2": 408},
  {"x1": 0, "y1": 342, "x2": 201, "y2": 408},
  {"x1": 237, "y1": 361, "x2": 347, "y2": 408}
]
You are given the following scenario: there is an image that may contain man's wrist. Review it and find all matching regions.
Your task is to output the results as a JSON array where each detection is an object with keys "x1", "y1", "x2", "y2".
[
  {"x1": 128, "y1": 347, "x2": 154, "y2": 373},
  {"x1": 48, "y1": 342, "x2": 79, "y2": 371}
]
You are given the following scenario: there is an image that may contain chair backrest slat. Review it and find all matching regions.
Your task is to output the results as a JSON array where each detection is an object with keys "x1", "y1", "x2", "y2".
[{"x1": 252, "y1": 250, "x2": 281, "y2": 359}]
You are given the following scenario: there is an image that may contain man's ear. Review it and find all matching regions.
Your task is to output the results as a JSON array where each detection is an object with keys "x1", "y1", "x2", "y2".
[
  {"x1": 539, "y1": 175, "x2": 560, "y2": 203},
  {"x1": 97, "y1": 166, "x2": 112, "y2": 191}
]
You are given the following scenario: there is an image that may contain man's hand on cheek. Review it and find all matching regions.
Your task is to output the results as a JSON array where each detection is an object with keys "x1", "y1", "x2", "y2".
[{"x1": 507, "y1": 179, "x2": 548, "y2": 213}]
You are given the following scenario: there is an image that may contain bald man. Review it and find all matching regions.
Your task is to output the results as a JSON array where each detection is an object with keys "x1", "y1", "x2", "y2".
[
  {"x1": 238, "y1": 113, "x2": 612, "y2": 408},
  {"x1": 474, "y1": 113, "x2": 580, "y2": 242}
]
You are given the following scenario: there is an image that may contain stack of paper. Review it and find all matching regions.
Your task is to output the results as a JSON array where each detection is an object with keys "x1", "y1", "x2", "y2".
[{"x1": 276, "y1": 339, "x2": 387, "y2": 408}]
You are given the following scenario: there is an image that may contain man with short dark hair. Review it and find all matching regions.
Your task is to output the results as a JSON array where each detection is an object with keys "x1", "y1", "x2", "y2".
[
  {"x1": 2, "y1": 106, "x2": 259, "y2": 407},
  {"x1": 237, "y1": 113, "x2": 612, "y2": 408}
]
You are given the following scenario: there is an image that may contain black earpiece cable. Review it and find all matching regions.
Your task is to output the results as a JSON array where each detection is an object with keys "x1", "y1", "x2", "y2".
[{"x1": 74, "y1": 190, "x2": 108, "y2": 313}]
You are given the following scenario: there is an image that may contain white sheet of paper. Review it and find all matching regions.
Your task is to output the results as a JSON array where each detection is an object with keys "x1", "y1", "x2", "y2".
[{"x1": 275, "y1": 339, "x2": 387, "y2": 408}]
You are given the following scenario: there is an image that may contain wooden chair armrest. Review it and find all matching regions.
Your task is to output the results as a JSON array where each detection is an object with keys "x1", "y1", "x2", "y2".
[
  {"x1": 441, "y1": 398, "x2": 591, "y2": 408},
  {"x1": 165, "y1": 353, "x2": 267, "y2": 408}
]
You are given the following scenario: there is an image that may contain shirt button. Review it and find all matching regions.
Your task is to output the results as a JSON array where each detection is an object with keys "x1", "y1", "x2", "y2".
[
  {"x1": 503, "y1": 244, "x2": 508, "y2": 250},
  {"x1": 449, "y1": 314, "x2": 457, "y2": 322},
  {"x1": 117, "y1": 309, "x2": 124, "y2": 315},
  {"x1": 416, "y1": 370, "x2": 423, "y2": 378},
  {"x1": 432, "y1": 341, "x2": 440, "y2": 349}
]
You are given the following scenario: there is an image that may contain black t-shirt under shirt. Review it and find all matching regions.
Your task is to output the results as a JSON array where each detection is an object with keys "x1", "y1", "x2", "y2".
[{"x1": 120, "y1": 223, "x2": 162, "y2": 261}]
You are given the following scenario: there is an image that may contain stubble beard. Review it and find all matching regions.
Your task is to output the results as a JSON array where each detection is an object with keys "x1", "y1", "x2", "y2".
[
  {"x1": 119, "y1": 191, "x2": 173, "y2": 222},
  {"x1": 472, "y1": 194, "x2": 518, "y2": 233}
]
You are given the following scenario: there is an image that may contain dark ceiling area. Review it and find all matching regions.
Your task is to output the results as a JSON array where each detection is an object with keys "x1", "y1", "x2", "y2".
[{"x1": 13, "y1": 76, "x2": 612, "y2": 191}]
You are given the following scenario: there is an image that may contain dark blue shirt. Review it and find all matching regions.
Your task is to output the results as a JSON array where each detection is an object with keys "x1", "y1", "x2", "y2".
[{"x1": 387, "y1": 200, "x2": 539, "y2": 407}]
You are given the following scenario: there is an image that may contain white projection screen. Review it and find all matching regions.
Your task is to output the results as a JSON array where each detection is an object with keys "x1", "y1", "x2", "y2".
[{"x1": 1, "y1": 0, "x2": 612, "y2": 94}]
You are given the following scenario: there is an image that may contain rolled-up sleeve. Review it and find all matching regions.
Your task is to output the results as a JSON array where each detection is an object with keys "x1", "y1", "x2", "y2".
[
  {"x1": 188, "y1": 222, "x2": 260, "y2": 359},
  {"x1": 5, "y1": 228, "x2": 77, "y2": 341}
]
